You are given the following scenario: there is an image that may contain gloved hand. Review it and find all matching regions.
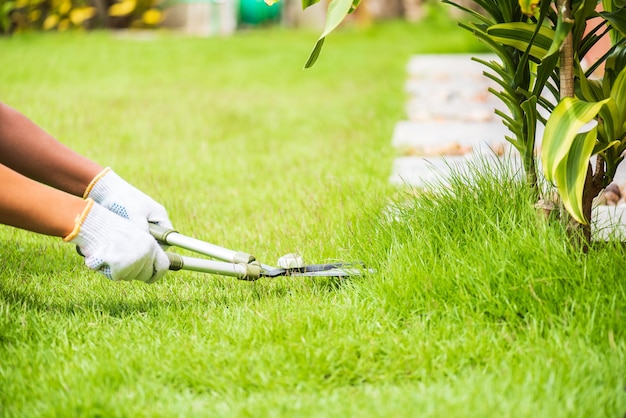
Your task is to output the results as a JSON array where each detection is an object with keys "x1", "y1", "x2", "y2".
[
  {"x1": 83, "y1": 167, "x2": 173, "y2": 233},
  {"x1": 64, "y1": 199, "x2": 170, "y2": 283}
]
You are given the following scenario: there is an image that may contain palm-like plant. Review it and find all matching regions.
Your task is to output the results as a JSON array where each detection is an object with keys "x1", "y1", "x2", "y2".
[
  {"x1": 450, "y1": 0, "x2": 626, "y2": 244},
  {"x1": 448, "y1": 0, "x2": 626, "y2": 245},
  {"x1": 444, "y1": 0, "x2": 565, "y2": 193}
]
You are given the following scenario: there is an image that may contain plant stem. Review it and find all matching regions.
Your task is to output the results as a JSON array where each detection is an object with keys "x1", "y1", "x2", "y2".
[{"x1": 558, "y1": 0, "x2": 575, "y2": 100}]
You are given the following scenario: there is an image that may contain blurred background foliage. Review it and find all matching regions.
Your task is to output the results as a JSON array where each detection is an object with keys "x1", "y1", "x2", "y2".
[
  {"x1": 1, "y1": 0, "x2": 164, "y2": 33},
  {"x1": 0, "y1": 0, "x2": 465, "y2": 35}
]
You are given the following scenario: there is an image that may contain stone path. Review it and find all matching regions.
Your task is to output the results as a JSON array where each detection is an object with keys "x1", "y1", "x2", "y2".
[
  {"x1": 389, "y1": 53, "x2": 520, "y2": 187},
  {"x1": 389, "y1": 53, "x2": 626, "y2": 240}
]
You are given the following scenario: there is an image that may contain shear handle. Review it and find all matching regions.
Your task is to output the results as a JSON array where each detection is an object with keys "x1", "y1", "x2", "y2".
[{"x1": 150, "y1": 223, "x2": 255, "y2": 264}]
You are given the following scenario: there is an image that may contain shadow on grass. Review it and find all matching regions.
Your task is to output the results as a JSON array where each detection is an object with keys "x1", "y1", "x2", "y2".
[
  {"x1": 0, "y1": 283, "x2": 163, "y2": 318},
  {"x1": 0, "y1": 267, "x2": 355, "y2": 319}
]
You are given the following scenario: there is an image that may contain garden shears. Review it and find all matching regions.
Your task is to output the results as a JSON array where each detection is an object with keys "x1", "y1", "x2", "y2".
[{"x1": 150, "y1": 224, "x2": 371, "y2": 281}]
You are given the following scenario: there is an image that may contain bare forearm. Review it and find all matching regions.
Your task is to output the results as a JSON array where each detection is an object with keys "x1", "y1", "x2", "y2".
[
  {"x1": 0, "y1": 164, "x2": 87, "y2": 237},
  {"x1": 0, "y1": 102, "x2": 102, "y2": 197}
]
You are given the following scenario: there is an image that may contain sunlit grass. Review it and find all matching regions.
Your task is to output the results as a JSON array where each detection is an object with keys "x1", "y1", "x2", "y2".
[{"x1": 1, "y1": 10, "x2": 624, "y2": 418}]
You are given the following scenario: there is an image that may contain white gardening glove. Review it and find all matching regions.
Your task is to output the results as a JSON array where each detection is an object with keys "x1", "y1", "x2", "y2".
[
  {"x1": 64, "y1": 199, "x2": 170, "y2": 283},
  {"x1": 83, "y1": 167, "x2": 173, "y2": 233}
]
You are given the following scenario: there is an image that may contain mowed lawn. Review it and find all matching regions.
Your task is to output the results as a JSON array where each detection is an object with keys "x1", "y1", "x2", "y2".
[{"x1": 1, "y1": 8, "x2": 625, "y2": 418}]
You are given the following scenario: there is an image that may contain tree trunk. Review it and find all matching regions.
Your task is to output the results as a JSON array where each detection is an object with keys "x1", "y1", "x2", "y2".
[
  {"x1": 580, "y1": 160, "x2": 605, "y2": 250},
  {"x1": 93, "y1": 0, "x2": 110, "y2": 28},
  {"x1": 558, "y1": 0, "x2": 575, "y2": 99}
]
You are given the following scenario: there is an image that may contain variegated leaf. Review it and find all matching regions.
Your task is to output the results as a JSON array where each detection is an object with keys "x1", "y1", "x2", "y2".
[
  {"x1": 555, "y1": 129, "x2": 598, "y2": 224},
  {"x1": 542, "y1": 97, "x2": 609, "y2": 183},
  {"x1": 487, "y1": 22, "x2": 554, "y2": 60}
]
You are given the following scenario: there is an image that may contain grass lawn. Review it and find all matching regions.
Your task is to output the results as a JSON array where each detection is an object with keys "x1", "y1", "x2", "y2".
[{"x1": 1, "y1": 7, "x2": 625, "y2": 417}]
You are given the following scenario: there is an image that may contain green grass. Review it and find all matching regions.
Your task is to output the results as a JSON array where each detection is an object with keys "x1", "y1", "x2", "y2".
[{"x1": 1, "y1": 9, "x2": 625, "y2": 418}]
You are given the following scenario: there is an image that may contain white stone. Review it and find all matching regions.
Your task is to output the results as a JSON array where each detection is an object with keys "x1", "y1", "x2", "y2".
[
  {"x1": 391, "y1": 120, "x2": 510, "y2": 150},
  {"x1": 592, "y1": 205, "x2": 626, "y2": 241},
  {"x1": 406, "y1": 54, "x2": 500, "y2": 77}
]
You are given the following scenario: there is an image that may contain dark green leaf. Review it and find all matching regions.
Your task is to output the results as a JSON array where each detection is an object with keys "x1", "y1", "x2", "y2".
[
  {"x1": 302, "y1": 0, "x2": 321, "y2": 9},
  {"x1": 599, "y1": 9, "x2": 626, "y2": 38},
  {"x1": 304, "y1": 37, "x2": 325, "y2": 68}
]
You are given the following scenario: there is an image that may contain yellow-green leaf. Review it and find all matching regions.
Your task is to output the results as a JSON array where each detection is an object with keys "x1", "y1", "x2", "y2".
[
  {"x1": 57, "y1": 17, "x2": 69, "y2": 31},
  {"x1": 542, "y1": 97, "x2": 609, "y2": 183},
  {"x1": 542, "y1": 98, "x2": 610, "y2": 224},
  {"x1": 555, "y1": 129, "x2": 598, "y2": 224},
  {"x1": 609, "y1": 69, "x2": 626, "y2": 132},
  {"x1": 58, "y1": 0, "x2": 71, "y2": 15},
  {"x1": 70, "y1": 7, "x2": 96, "y2": 25},
  {"x1": 487, "y1": 22, "x2": 554, "y2": 60},
  {"x1": 142, "y1": 8, "x2": 162, "y2": 25},
  {"x1": 29, "y1": 9, "x2": 41, "y2": 22},
  {"x1": 43, "y1": 13, "x2": 59, "y2": 30},
  {"x1": 518, "y1": 0, "x2": 539, "y2": 16},
  {"x1": 109, "y1": 0, "x2": 136, "y2": 17}
]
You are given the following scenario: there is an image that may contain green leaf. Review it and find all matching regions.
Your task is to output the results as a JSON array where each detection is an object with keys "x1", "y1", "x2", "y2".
[
  {"x1": 606, "y1": 45, "x2": 626, "y2": 78},
  {"x1": 304, "y1": 37, "x2": 325, "y2": 68},
  {"x1": 542, "y1": 98, "x2": 610, "y2": 224},
  {"x1": 572, "y1": 0, "x2": 600, "y2": 44},
  {"x1": 542, "y1": 97, "x2": 608, "y2": 184},
  {"x1": 555, "y1": 129, "x2": 598, "y2": 224},
  {"x1": 593, "y1": 140, "x2": 620, "y2": 155},
  {"x1": 599, "y1": 8, "x2": 626, "y2": 38},
  {"x1": 304, "y1": 0, "x2": 354, "y2": 68},
  {"x1": 518, "y1": 0, "x2": 539, "y2": 16},
  {"x1": 302, "y1": 0, "x2": 321, "y2": 9},
  {"x1": 598, "y1": 98, "x2": 619, "y2": 141},
  {"x1": 487, "y1": 22, "x2": 555, "y2": 60},
  {"x1": 609, "y1": 69, "x2": 626, "y2": 128},
  {"x1": 521, "y1": 96, "x2": 538, "y2": 152},
  {"x1": 442, "y1": 0, "x2": 494, "y2": 26},
  {"x1": 544, "y1": 11, "x2": 574, "y2": 59},
  {"x1": 603, "y1": 0, "x2": 626, "y2": 10},
  {"x1": 576, "y1": 61, "x2": 606, "y2": 103}
]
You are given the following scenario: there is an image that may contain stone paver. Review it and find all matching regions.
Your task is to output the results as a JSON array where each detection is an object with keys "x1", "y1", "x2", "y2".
[
  {"x1": 389, "y1": 53, "x2": 519, "y2": 187},
  {"x1": 389, "y1": 53, "x2": 626, "y2": 238}
]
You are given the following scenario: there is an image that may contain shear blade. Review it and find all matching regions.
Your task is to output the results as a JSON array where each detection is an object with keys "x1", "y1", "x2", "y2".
[{"x1": 288, "y1": 268, "x2": 363, "y2": 277}]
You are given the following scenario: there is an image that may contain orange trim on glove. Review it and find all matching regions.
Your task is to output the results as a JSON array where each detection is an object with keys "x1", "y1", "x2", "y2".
[
  {"x1": 63, "y1": 198, "x2": 95, "y2": 242},
  {"x1": 82, "y1": 167, "x2": 111, "y2": 199}
]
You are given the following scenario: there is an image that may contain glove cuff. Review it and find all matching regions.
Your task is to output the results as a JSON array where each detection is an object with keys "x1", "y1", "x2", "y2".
[
  {"x1": 83, "y1": 167, "x2": 112, "y2": 199},
  {"x1": 63, "y1": 200, "x2": 117, "y2": 252},
  {"x1": 83, "y1": 167, "x2": 132, "y2": 205},
  {"x1": 63, "y1": 198, "x2": 95, "y2": 242}
]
